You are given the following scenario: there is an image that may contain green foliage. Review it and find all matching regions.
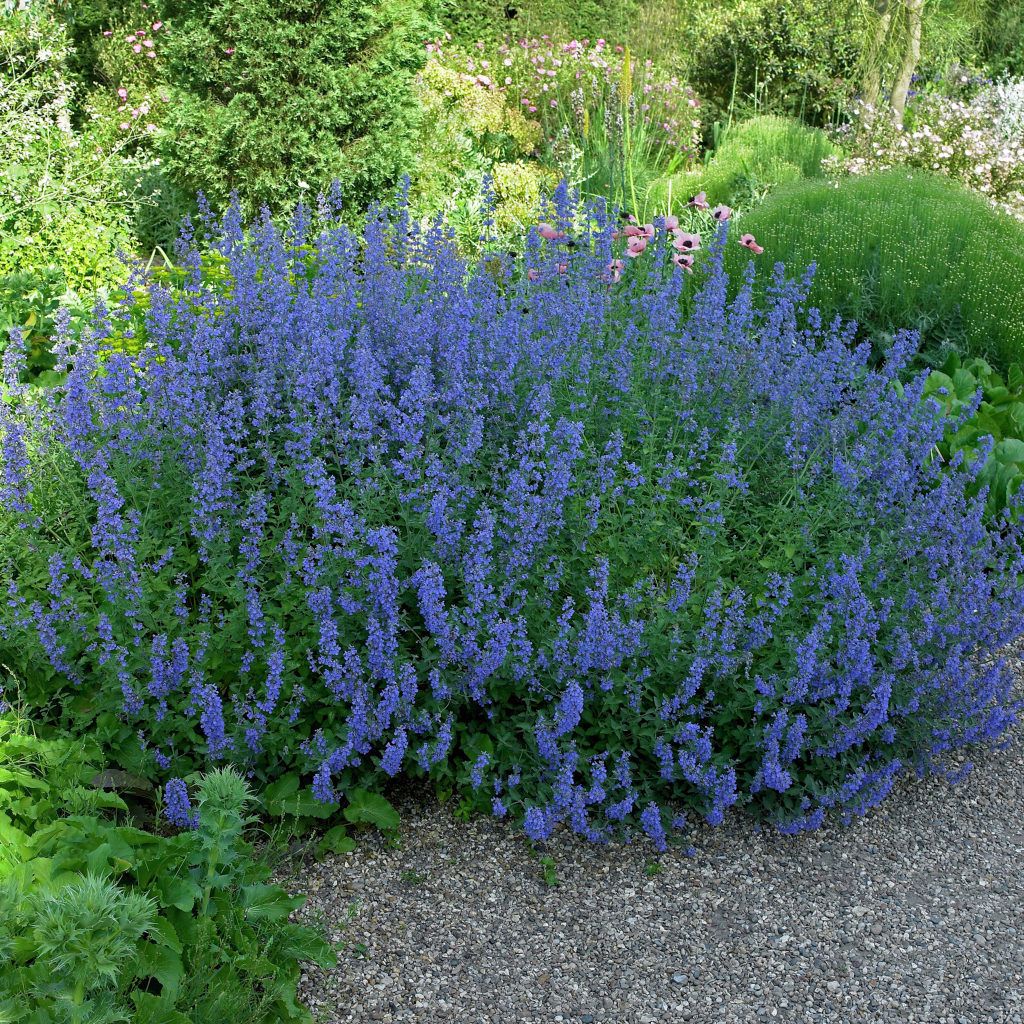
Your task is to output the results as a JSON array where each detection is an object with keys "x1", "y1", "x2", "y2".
[
  {"x1": 159, "y1": 0, "x2": 437, "y2": 217},
  {"x1": 411, "y1": 50, "x2": 548, "y2": 246},
  {"x1": 726, "y1": 171, "x2": 1024, "y2": 367},
  {"x1": 0, "y1": 1, "x2": 136, "y2": 288},
  {"x1": 0, "y1": 714, "x2": 335, "y2": 1024},
  {"x1": 0, "y1": 269, "x2": 93, "y2": 385},
  {"x1": 672, "y1": 0, "x2": 864, "y2": 122},
  {"x1": 649, "y1": 115, "x2": 838, "y2": 213},
  {"x1": 924, "y1": 354, "x2": 1024, "y2": 518},
  {"x1": 439, "y1": 0, "x2": 639, "y2": 45},
  {"x1": 982, "y1": 0, "x2": 1024, "y2": 76}
]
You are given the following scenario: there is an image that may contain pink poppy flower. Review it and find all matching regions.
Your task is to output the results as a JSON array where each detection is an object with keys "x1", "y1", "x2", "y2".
[
  {"x1": 152, "y1": 21, "x2": 163, "y2": 30},
  {"x1": 133, "y1": 44, "x2": 142, "y2": 53},
  {"x1": 557, "y1": 262, "x2": 568, "y2": 275},
  {"x1": 626, "y1": 237, "x2": 648, "y2": 258},
  {"x1": 537, "y1": 222, "x2": 566, "y2": 241},
  {"x1": 688, "y1": 191, "x2": 709, "y2": 210},
  {"x1": 672, "y1": 232, "x2": 701, "y2": 251},
  {"x1": 739, "y1": 233, "x2": 764, "y2": 255},
  {"x1": 607, "y1": 258, "x2": 625, "y2": 282},
  {"x1": 117, "y1": 87, "x2": 128, "y2": 100},
  {"x1": 662, "y1": 214, "x2": 679, "y2": 231},
  {"x1": 622, "y1": 224, "x2": 645, "y2": 237},
  {"x1": 527, "y1": 268, "x2": 540, "y2": 282},
  {"x1": 672, "y1": 252, "x2": 695, "y2": 272},
  {"x1": 711, "y1": 205, "x2": 732, "y2": 222}
]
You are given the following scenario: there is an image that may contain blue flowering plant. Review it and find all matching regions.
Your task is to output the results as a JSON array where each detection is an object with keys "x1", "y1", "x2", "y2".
[{"x1": 2, "y1": 182, "x2": 1023, "y2": 850}]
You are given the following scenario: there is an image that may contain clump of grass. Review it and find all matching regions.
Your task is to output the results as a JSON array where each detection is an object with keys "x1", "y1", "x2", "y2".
[{"x1": 648, "y1": 115, "x2": 838, "y2": 214}]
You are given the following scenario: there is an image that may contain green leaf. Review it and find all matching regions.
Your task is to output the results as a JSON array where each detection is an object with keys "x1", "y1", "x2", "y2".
[
  {"x1": 131, "y1": 990, "x2": 192, "y2": 1024},
  {"x1": 994, "y1": 438, "x2": 1024, "y2": 467},
  {"x1": 951, "y1": 368, "x2": 979, "y2": 403},
  {"x1": 157, "y1": 875, "x2": 200, "y2": 912},
  {"x1": 343, "y1": 789, "x2": 399, "y2": 832},
  {"x1": 146, "y1": 916, "x2": 182, "y2": 953},
  {"x1": 135, "y1": 940, "x2": 185, "y2": 999},
  {"x1": 240, "y1": 883, "x2": 304, "y2": 922},
  {"x1": 316, "y1": 823, "x2": 356, "y2": 857}
]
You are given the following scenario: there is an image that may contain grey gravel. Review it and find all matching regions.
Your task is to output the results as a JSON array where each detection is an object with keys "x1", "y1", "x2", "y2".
[{"x1": 284, "y1": 675, "x2": 1024, "y2": 1023}]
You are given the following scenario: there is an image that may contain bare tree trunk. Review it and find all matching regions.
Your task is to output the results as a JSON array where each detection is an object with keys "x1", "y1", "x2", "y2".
[
  {"x1": 890, "y1": 0, "x2": 924, "y2": 124},
  {"x1": 861, "y1": 0, "x2": 892, "y2": 107}
]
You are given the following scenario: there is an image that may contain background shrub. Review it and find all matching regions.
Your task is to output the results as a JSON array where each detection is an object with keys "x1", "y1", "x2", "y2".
[
  {"x1": 648, "y1": 115, "x2": 838, "y2": 213},
  {"x1": 158, "y1": 0, "x2": 437, "y2": 217},
  {"x1": 726, "y1": 171, "x2": 1024, "y2": 367},
  {"x1": 2, "y1": 190, "x2": 1022, "y2": 848},
  {"x1": 0, "y1": 1, "x2": 134, "y2": 288}
]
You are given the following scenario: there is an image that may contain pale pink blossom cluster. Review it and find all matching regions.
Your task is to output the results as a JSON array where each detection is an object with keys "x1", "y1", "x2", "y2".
[{"x1": 829, "y1": 94, "x2": 1024, "y2": 220}]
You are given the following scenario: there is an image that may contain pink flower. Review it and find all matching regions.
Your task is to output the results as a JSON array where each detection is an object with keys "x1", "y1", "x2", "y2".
[
  {"x1": 117, "y1": 87, "x2": 128, "y2": 100},
  {"x1": 136, "y1": 29, "x2": 147, "y2": 38},
  {"x1": 527, "y1": 268, "x2": 540, "y2": 282},
  {"x1": 537, "y1": 222, "x2": 566, "y2": 241},
  {"x1": 622, "y1": 224, "x2": 646, "y2": 237},
  {"x1": 711, "y1": 204, "x2": 732, "y2": 222},
  {"x1": 152, "y1": 21, "x2": 163, "y2": 30},
  {"x1": 687, "y1": 191, "x2": 709, "y2": 211},
  {"x1": 672, "y1": 231, "x2": 701, "y2": 251},
  {"x1": 224, "y1": 47, "x2": 236, "y2": 55},
  {"x1": 146, "y1": 51, "x2": 156, "y2": 58},
  {"x1": 146, "y1": 123, "x2": 157, "y2": 131},
  {"x1": 118, "y1": 121, "x2": 130, "y2": 131},
  {"x1": 103, "y1": 29, "x2": 113, "y2": 37},
  {"x1": 739, "y1": 233, "x2": 764, "y2": 255},
  {"x1": 607, "y1": 258, "x2": 625, "y2": 282},
  {"x1": 672, "y1": 252, "x2": 695, "y2": 272},
  {"x1": 626, "y1": 237, "x2": 648, "y2": 258},
  {"x1": 662, "y1": 214, "x2": 679, "y2": 231},
  {"x1": 133, "y1": 44, "x2": 142, "y2": 53},
  {"x1": 557, "y1": 262, "x2": 568, "y2": 274}
]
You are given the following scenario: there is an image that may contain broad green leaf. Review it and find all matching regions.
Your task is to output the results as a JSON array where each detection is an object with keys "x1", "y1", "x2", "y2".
[
  {"x1": 343, "y1": 789, "x2": 399, "y2": 832},
  {"x1": 316, "y1": 823, "x2": 356, "y2": 857},
  {"x1": 131, "y1": 990, "x2": 192, "y2": 1024},
  {"x1": 135, "y1": 941, "x2": 185, "y2": 1000},
  {"x1": 157, "y1": 875, "x2": 200, "y2": 912}
]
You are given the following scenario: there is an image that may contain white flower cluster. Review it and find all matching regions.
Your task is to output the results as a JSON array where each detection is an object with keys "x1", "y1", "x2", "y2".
[
  {"x1": 984, "y1": 78, "x2": 1024, "y2": 142},
  {"x1": 828, "y1": 91, "x2": 1024, "y2": 220}
]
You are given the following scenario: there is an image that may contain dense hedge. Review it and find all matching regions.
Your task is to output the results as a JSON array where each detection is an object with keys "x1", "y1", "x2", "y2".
[
  {"x1": 3, "y1": 187, "x2": 1022, "y2": 847},
  {"x1": 157, "y1": 0, "x2": 437, "y2": 216}
]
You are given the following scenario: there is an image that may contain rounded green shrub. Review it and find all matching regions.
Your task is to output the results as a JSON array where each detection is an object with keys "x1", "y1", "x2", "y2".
[
  {"x1": 158, "y1": 0, "x2": 437, "y2": 217},
  {"x1": 726, "y1": 171, "x2": 1024, "y2": 367},
  {"x1": 648, "y1": 115, "x2": 837, "y2": 213}
]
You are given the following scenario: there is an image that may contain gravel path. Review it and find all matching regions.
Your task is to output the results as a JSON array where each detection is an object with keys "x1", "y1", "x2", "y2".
[{"x1": 288, "y1": 707, "x2": 1024, "y2": 1023}]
